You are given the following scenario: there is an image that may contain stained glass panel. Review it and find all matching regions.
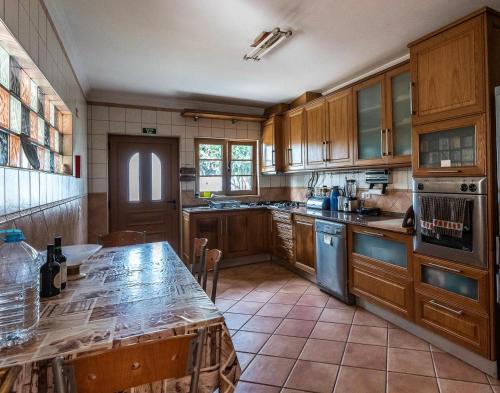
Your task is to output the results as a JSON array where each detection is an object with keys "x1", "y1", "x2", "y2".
[
  {"x1": 30, "y1": 80, "x2": 37, "y2": 111},
  {"x1": 37, "y1": 116, "x2": 44, "y2": 144},
  {"x1": 44, "y1": 122, "x2": 50, "y2": 147},
  {"x1": 20, "y1": 148, "x2": 30, "y2": 169},
  {"x1": 8, "y1": 134, "x2": 20, "y2": 166},
  {"x1": 0, "y1": 45, "x2": 9, "y2": 89},
  {"x1": 49, "y1": 151, "x2": 54, "y2": 173},
  {"x1": 9, "y1": 95, "x2": 21, "y2": 134},
  {"x1": 29, "y1": 111, "x2": 37, "y2": 140},
  {"x1": 49, "y1": 102, "x2": 55, "y2": 126},
  {"x1": 0, "y1": 87, "x2": 9, "y2": 129},
  {"x1": 44, "y1": 148, "x2": 50, "y2": 170},
  {"x1": 21, "y1": 105, "x2": 30, "y2": 135},
  {"x1": 44, "y1": 95, "x2": 50, "y2": 120},
  {"x1": 9, "y1": 57, "x2": 20, "y2": 97},
  {"x1": 20, "y1": 70, "x2": 30, "y2": 106},
  {"x1": 54, "y1": 131, "x2": 60, "y2": 153},
  {"x1": 49, "y1": 127, "x2": 55, "y2": 150},
  {"x1": 37, "y1": 88, "x2": 44, "y2": 117},
  {"x1": 0, "y1": 130, "x2": 7, "y2": 165}
]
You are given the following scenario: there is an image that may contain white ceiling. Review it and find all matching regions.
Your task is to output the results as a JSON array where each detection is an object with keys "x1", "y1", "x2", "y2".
[{"x1": 47, "y1": 0, "x2": 500, "y2": 110}]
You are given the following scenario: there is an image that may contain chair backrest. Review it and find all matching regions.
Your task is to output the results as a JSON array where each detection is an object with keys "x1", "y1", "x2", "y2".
[
  {"x1": 53, "y1": 330, "x2": 205, "y2": 393},
  {"x1": 98, "y1": 231, "x2": 146, "y2": 248},
  {"x1": 203, "y1": 249, "x2": 223, "y2": 302},
  {"x1": 190, "y1": 238, "x2": 208, "y2": 281}
]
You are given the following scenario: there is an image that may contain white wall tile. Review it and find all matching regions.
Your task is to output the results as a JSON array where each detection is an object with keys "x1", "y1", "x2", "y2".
[
  {"x1": 91, "y1": 134, "x2": 107, "y2": 150},
  {"x1": 92, "y1": 105, "x2": 109, "y2": 121},
  {"x1": 109, "y1": 121, "x2": 125, "y2": 133},
  {"x1": 171, "y1": 112, "x2": 185, "y2": 126},
  {"x1": 91, "y1": 178, "x2": 107, "y2": 193},
  {"x1": 225, "y1": 129, "x2": 237, "y2": 138},
  {"x1": 157, "y1": 111, "x2": 171, "y2": 125},
  {"x1": 141, "y1": 109, "x2": 156, "y2": 123},
  {"x1": 90, "y1": 163, "x2": 107, "y2": 179},
  {"x1": 247, "y1": 129, "x2": 260, "y2": 140},
  {"x1": 91, "y1": 120, "x2": 109, "y2": 134},
  {"x1": 109, "y1": 107, "x2": 125, "y2": 121},
  {"x1": 125, "y1": 108, "x2": 141, "y2": 122},
  {"x1": 198, "y1": 127, "x2": 211, "y2": 137},
  {"x1": 91, "y1": 149, "x2": 106, "y2": 164},
  {"x1": 185, "y1": 126, "x2": 198, "y2": 138},
  {"x1": 212, "y1": 128, "x2": 224, "y2": 138},
  {"x1": 236, "y1": 129, "x2": 247, "y2": 139},
  {"x1": 171, "y1": 125, "x2": 185, "y2": 136},
  {"x1": 125, "y1": 122, "x2": 141, "y2": 134},
  {"x1": 156, "y1": 124, "x2": 171, "y2": 136}
]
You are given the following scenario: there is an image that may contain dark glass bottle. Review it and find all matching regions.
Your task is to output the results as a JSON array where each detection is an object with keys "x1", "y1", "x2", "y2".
[
  {"x1": 40, "y1": 244, "x2": 61, "y2": 298},
  {"x1": 54, "y1": 236, "x2": 67, "y2": 290}
]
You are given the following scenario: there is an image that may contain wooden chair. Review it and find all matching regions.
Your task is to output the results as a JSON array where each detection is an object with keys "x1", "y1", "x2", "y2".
[
  {"x1": 0, "y1": 366, "x2": 21, "y2": 393},
  {"x1": 190, "y1": 238, "x2": 208, "y2": 283},
  {"x1": 97, "y1": 231, "x2": 146, "y2": 248},
  {"x1": 52, "y1": 328, "x2": 206, "y2": 393},
  {"x1": 201, "y1": 249, "x2": 223, "y2": 302}
]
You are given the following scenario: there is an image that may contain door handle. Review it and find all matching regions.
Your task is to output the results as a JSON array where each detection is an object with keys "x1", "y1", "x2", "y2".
[
  {"x1": 428, "y1": 300, "x2": 463, "y2": 316},
  {"x1": 380, "y1": 129, "x2": 386, "y2": 156},
  {"x1": 427, "y1": 169, "x2": 462, "y2": 173},
  {"x1": 325, "y1": 140, "x2": 329, "y2": 162},
  {"x1": 288, "y1": 148, "x2": 293, "y2": 165},
  {"x1": 167, "y1": 199, "x2": 177, "y2": 209},
  {"x1": 385, "y1": 129, "x2": 392, "y2": 156},
  {"x1": 272, "y1": 150, "x2": 275, "y2": 166},
  {"x1": 360, "y1": 230, "x2": 385, "y2": 238}
]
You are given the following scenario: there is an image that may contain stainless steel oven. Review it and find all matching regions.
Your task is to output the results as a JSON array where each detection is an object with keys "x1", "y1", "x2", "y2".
[{"x1": 413, "y1": 177, "x2": 487, "y2": 268}]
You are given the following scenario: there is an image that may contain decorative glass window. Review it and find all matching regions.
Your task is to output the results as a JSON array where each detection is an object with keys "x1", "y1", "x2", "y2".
[
  {"x1": 37, "y1": 88, "x2": 44, "y2": 116},
  {"x1": 37, "y1": 147, "x2": 45, "y2": 171},
  {"x1": 0, "y1": 45, "x2": 9, "y2": 89},
  {"x1": 8, "y1": 134, "x2": 20, "y2": 166},
  {"x1": 20, "y1": 70, "x2": 30, "y2": 106},
  {"x1": 0, "y1": 130, "x2": 7, "y2": 165},
  {"x1": 9, "y1": 95, "x2": 21, "y2": 134},
  {"x1": 0, "y1": 87, "x2": 9, "y2": 129},
  {"x1": 9, "y1": 57, "x2": 20, "y2": 97},
  {"x1": 37, "y1": 116, "x2": 44, "y2": 145},
  {"x1": 49, "y1": 102, "x2": 55, "y2": 126},
  {"x1": 151, "y1": 153, "x2": 162, "y2": 201},
  {"x1": 29, "y1": 111, "x2": 37, "y2": 140},
  {"x1": 54, "y1": 130, "x2": 60, "y2": 153},
  {"x1": 21, "y1": 105, "x2": 29, "y2": 135},
  {"x1": 44, "y1": 122, "x2": 50, "y2": 147},
  {"x1": 128, "y1": 152, "x2": 140, "y2": 202},
  {"x1": 195, "y1": 138, "x2": 258, "y2": 196},
  {"x1": 30, "y1": 80, "x2": 37, "y2": 111},
  {"x1": 49, "y1": 127, "x2": 55, "y2": 150}
]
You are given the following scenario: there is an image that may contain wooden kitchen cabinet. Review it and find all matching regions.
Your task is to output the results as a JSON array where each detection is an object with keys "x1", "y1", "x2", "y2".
[
  {"x1": 271, "y1": 210, "x2": 294, "y2": 263},
  {"x1": 283, "y1": 108, "x2": 306, "y2": 171},
  {"x1": 353, "y1": 63, "x2": 412, "y2": 167},
  {"x1": 408, "y1": 14, "x2": 485, "y2": 125},
  {"x1": 412, "y1": 113, "x2": 487, "y2": 176},
  {"x1": 325, "y1": 88, "x2": 354, "y2": 167},
  {"x1": 224, "y1": 210, "x2": 270, "y2": 258},
  {"x1": 293, "y1": 214, "x2": 316, "y2": 274},
  {"x1": 304, "y1": 99, "x2": 327, "y2": 169},
  {"x1": 261, "y1": 115, "x2": 283, "y2": 173},
  {"x1": 182, "y1": 212, "x2": 224, "y2": 264},
  {"x1": 348, "y1": 225, "x2": 414, "y2": 319}
]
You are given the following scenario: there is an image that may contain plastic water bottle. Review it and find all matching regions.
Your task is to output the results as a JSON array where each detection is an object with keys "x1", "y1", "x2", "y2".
[{"x1": 0, "y1": 229, "x2": 41, "y2": 348}]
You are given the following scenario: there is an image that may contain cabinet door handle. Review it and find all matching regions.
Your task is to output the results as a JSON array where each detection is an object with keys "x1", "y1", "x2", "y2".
[
  {"x1": 325, "y1": 140, "x2": 329, "y2": 162},
  {"x1": 360, "y1": 230, "x2": 385, "y2": 238},
  {"x1": 385, "y1": 128, "x2": 392, "y2": 156},
  {"x1": 272, "y1": 150, "x2": 275, "y2": 166},
  {"x1": 427, "y1": 169, "x2": 462, "y2": 173},
  {"x1": 380, "y1": 129, "x2": 386, "y2": 156},
  {"x1": 288, "y1": 148, "x2": 293, "y2": 165},
  {"x1": 410, "y1": 81, "x2": 416, "y2": 115},
  {"x1": 427, "y1": 262, "x2": 462, "y2": 273},
  {"x1": 428, "y1": 300, "x2": 463, "y2": 316}
]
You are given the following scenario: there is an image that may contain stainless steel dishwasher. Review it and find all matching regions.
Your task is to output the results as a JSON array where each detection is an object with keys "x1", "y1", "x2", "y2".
[{"x1": 315, "y1": 219, "x2": 354, "y2": 304}]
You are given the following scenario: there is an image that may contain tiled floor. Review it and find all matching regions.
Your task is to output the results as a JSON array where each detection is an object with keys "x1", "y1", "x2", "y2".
[{"x1": 213, "y1": 262, "x2": 500, "y2": 393}]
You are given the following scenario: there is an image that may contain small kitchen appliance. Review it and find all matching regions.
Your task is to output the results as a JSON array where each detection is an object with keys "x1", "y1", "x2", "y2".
[{"x1": 306, "y1": 196, "x2": 330, "y2": 210}]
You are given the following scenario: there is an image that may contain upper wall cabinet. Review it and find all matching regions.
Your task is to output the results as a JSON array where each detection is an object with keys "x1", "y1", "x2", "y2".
[
  {"x1": 283, "y1": 108, "x2": 306, "y2": 172},
  {"x1": 261, "y1": 115, "x2": 283, "y2": 174},
  {"x1": 409, "y1": 15, "x2": 485, "y2": 125},
  {"x1": 305, "y1": 99, "x2": 327, "y2": 169},
  {"x1": 353, "y1": 63, "x2": 412, "y2": 166},
  {"x1": 325, "y1": 88, "x2": 354, "y2": 167}
]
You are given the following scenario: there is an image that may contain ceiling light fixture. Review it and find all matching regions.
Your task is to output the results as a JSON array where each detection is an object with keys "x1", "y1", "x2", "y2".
[{"x1": 243, "y1": 28, "x2": 292, "y2": 61}]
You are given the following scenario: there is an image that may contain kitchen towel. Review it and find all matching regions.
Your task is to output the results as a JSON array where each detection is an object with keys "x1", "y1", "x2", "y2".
[{"x1": 420, "y1": 196, "x2": 469, "y2": 239}]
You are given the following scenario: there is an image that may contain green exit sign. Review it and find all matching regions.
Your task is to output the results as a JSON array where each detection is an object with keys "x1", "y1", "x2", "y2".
[{"x1": 142, "y1": 127, "x2": 157, "y2": 135}]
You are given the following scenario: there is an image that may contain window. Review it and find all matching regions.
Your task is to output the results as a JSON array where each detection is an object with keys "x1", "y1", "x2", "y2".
[
  {"x1": 195, "y1": 138, "x2": 257, "y2": 196},
  {"x1": 151, "y1": 152, "x2": 162, "y2": 201},
  {"x1": 128, "y1": 152, "x2": 140, "y2": 202}
]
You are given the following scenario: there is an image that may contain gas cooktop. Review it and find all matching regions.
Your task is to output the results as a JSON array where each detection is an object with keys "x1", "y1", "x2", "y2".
[{"x1": 246, "y1": 200, "x2": 302, "y2": 209}]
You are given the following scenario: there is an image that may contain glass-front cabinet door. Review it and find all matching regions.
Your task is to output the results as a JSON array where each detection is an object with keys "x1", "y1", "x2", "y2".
[
  {"x1": 412, "y1": 114, "x2": 486, "y2": 176},
  {"x1": 354, "y1": 75, "x2": 385, "y2": 165}
]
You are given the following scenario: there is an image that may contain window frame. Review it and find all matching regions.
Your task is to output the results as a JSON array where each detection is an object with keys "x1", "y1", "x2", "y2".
[{"x1": 195, "y1": 138, "x2": 258, "y2": 197}]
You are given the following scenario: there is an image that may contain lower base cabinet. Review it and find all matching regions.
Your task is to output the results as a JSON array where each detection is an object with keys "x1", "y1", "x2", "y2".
[{"x1": 293, "y1": 214, "x2": 316, "y2": 274}]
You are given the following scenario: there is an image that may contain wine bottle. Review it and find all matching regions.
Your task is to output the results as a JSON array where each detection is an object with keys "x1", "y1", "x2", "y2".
[
  {"x1": 40, "y1": 244, "x2": 61, "y2": 298},
  {"x1": 54, "y1": 236, "x2": 67, "y2": 290}
]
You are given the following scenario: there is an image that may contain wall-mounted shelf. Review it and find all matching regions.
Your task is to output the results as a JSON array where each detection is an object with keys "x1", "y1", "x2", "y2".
[{"x1": 181, "y1": 109, "x2": 266, "y2": 123}]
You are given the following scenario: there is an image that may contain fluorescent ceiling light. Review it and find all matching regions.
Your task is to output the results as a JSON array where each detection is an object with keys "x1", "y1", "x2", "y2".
[{"x1": 243, "y1": 28, "x2": 292, "y2": 61}]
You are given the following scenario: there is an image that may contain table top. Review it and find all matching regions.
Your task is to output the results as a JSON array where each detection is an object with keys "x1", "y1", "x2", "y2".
[{"x1": 0, "y1": 242, "x2": 223, "y2": 368}]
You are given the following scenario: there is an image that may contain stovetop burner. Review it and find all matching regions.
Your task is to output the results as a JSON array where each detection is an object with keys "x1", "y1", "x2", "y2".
[{"x1": 247, "y1": 200, "x2": 301, "y2": 209}]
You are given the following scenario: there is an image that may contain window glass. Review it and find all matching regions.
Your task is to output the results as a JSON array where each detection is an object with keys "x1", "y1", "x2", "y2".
[
  {"x1": 230, "y1": 144, "x2": 253, "y2": 191},
  {"x1": 151, "y1": 153, "x2": 162, "y2": 201},
  {"x1": 128, "y1": 152, "x2": 140, "y2": 202},
  {"x1": 198, "y1": 142, "x2": 224, "y2": 192}
]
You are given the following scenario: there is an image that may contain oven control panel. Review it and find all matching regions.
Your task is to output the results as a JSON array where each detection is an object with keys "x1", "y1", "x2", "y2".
[{"x1": 413, "y1": 177, "x2": 487, "y2": 195}]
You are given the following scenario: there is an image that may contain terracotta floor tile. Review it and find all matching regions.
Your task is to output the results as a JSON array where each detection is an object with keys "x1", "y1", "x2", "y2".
[
  {"x1": 489, "y1": 375, "x2": 500, "y2": 385},
  {"x1": 388, "y1": 347, "x2": 435, "y2": 376},
  {"x1": 243, "y1": 290, "x2": 275, "y2": 302},
  {"x1": 341, "y1": 342, "x2": 387, "y2": 370},
  {"x1": 325, "y1": 297, "x2": 355, "y2": 310},
  {"x1": 438, "y1": 379, "x2": 493, "y2": 393},
  {"x1": 287, "y1": 277, "x2": 311, "y2": 286},
  {"x1": 319, "y1": 308, "x2": 355, "y2": 324},
  {"x1": 241, "y1": 315, "x2": 283, "y2": 334},
  {"x1": 348, "y1": 325, "x2": 387, "y2": 346},
  {"x1": 223, "y1": 313, "x2": 252, "y2": 329},
  {"x1": 299, "y1": 338, "x2": 345, "y2": 364},
  {"x1": 285, "y1": 360, "x2": 339, "y2": 393},
  {"x1": 387, "y1": 372, "x2": 439, "y2": 393},
  {"x1": 279, "y1": 284, "x2": 308, "y2": 294},
  {"x1": 268, "y1": 292, "x2": 302, "y2": 305},
  {"x1": 232, "y1": 331, "x2": 271, "y2": 353},
  {"x1": 259, "y1": 334, "x2": 307, "y2": 359},
  {"x1": 235, "y1": 382, "x2": 280, "y2": 393},
  {"x1": 352, "y1": 308, "x2": 388, "y2": 328},
  {"x1": 255, "y1": 281, "x2": 285, "y2": 292},
  {"x1": 218, "y1": 288, "x2": 251, "y2": 300},
  {"x1": 297, "y1": 294, "x2": 329, "y2": 307},
  {"x1": 493, "y1": 387, "x2": 500, "y2": 393},
  {"x1": 256, "y1": 303, "x2": 293, "y2": 318},
  {"x1": 433, "y1": 352, "x2": 488, "y2": 383},
  {"x1": 286, "y1": 305, "x2": 322, "y2": 321},
  {"x1": 281, "y1": 389, "x2": 310, "y2": 393},
  {"x1": 236, "y1": 352, "x2": 255, "y2": 371},
  {"x1": 388, "y1": 328, "x2": 430, "y2": 351},
  {"x1": 334, "y1": 366, "x2": 386, "y2": 393},
  {"x1": 228, "y1": 301, "x2": 265, "y2": 315},
  {"x1": 275, "y1": 318, "x2": 316, "y2": 338},
  {"x1": 241, "y1": 355, "x2": 295, "y2": 386},
  {"x1": 215, "y1": 298, "x2": 237, "y2": 312},
  {"x1": 304, "y1": 285, "x2": 326, "y2": 296},
  {"x1": 310, "y1": 321, "x2": 350, "y2": 342}
]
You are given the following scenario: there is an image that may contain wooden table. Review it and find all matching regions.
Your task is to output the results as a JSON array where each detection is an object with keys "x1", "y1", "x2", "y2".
[{"x1": 2, "y1": 242, "x2": 240, "y2": 393}]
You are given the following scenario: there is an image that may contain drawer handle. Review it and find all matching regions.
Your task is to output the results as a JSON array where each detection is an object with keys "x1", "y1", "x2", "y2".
[
  {"x1": 361, "y1": 231, "x2": 385, "y2": 238},
  {"x1": 428, "y1": 300, "x2": 463, "y2": 316},
  {"x1": 427, "y1": 263, "x2": 462, "y2": 274},
  {"x1": 427, "y1": 170, "x2": 463, "y2": 173}
]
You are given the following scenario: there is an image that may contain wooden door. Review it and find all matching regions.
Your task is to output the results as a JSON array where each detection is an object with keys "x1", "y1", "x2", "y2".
[
  {"x1": 293, "y1": 215, "x2": 316, "y2": 274},
  {"x1": 109, "y1": 135, "x2": 180, "y2": 250},
  {"x1": 385, "y1": 63, "x2": 412, "y2": 165},
  {"x1": 325, "y1": 88, "x2": 353, "y2": 167},
  {"x1": 225, "y1": 210, "x2": 270, "y2": 258},
  {"x1": 353, "y1": 75, "x2": 386, "y2": 166},
  {"x1": 261, "y1": 119, "x2": 275, "y2": 173},
  {"x1": 305, "y1": 100, "x2": 326, "y2": 169},
  {"x1": 286, "y1": 109, "x2": 305, "y2": 171},
  {"x1": 192, "y1": 214, "x2": 223, "y2": 251},
  {"x1": 409, "y1": 15, "x2": 485, "y2": 125}
]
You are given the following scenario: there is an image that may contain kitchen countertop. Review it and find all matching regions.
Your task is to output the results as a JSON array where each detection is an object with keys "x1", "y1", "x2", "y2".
[{"x1": 183, "y1": 205, "x2": 413, "y2": 235}]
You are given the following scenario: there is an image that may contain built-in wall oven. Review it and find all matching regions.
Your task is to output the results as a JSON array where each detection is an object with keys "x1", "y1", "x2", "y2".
[{"x1": 413, "y1": 177, "x2": 487, "y2": 268}]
